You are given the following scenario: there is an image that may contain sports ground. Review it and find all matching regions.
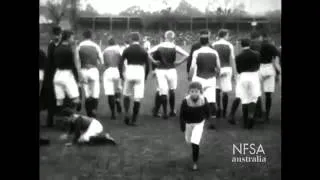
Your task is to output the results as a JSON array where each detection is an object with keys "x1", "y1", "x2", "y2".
[{"x1": 39, "y1": 46, "x2": 281, "y2": 180}]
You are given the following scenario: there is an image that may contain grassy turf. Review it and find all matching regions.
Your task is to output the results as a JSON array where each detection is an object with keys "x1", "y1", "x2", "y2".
[{"x1": 40, "y1": 46, "x2": 281, "y2": 180}]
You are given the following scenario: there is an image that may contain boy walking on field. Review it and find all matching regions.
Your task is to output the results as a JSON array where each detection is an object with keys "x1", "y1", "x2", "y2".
[{"x1": 180, "y1": 82, "x2": 211, "y2": 171}]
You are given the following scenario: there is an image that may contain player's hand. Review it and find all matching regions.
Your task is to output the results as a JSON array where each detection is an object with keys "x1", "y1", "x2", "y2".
[
  {"x1": 78, "y1": 72, "x2": 85, "y2": 84},
  {"x1": 276, "y1": 74, "x2": 281, "y2": 84}
]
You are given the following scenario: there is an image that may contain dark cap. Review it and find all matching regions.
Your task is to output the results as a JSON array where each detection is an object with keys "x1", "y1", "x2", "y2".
[
  {"x1": 218, "y1": 29, "x2": 229, "y2": 38},
  {"x1": 52, "y1": 26, "x2": 62, "y2": 36},
  {"x1": 189, "y1": 81, "x2": 203, "y2": 91}
]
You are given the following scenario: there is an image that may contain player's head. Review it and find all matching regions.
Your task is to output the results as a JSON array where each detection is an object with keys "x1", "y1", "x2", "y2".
[
  {"x1": 61, "y1": 30, "x2": 74, "y2": 43},
  {"x1": 199, "y1": 29, "x2": 210, "y2": 46},
  {"x1": 188, "y1": 81, "x2": 203, "y2": 101},
  {"x1": 165, "y1": 30, "x2": 175, "y2": 42},
  {"x1": 218, "y1": 29, "x2": 229, "y2": 40},
  {"x1": 261, "y1": 32, "x2": 269, "y2": 41},
  {"x1": 130, "y1": 32, "x2": 140, "y2": 43},
  {"x1": 83, "y1": 30, "x2": 92, "y2": 40},
  {"x1": 52, "y1": 26, "x2": 62, "y2": 42},
  {"x1": 60, "y1": 108, "x2": 77, "y2": 123},
  {"x1": 240, "y1": 38, "x2": 251, "y2": 48},
  {"x1": 108, "y1": 36, "x2": 116, "y2": 46},
  {"x1": 250, "y1": 31, "x2": 262, "y2": 41}
]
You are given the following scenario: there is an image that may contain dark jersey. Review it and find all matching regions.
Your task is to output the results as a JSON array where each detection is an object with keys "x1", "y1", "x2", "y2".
[
  {"x1": 149, "y1": 42, "x2": 188, "y2": 69},
  {"x1": 53, "y1": 44, "x2": 75, "y2": 70},
  {"x1": 250, "y1": 40, "x2": 261, "y2": 52},
  {"x1": 68, "y1": 115, "x2": 93, "y2": 143},
  {"x1": 39, "y1": 49, "x2": 47, "y2": 70},
  {"x1": 77, "y1": 40, "x2": 102, "y2": 68},
  {"x1": 191, "y1": 46, "x2": 220, "y2": 79},
  {"x1": 120, "y1": 43, "x2": 149, "y2": 79},
  {"x1": 236, "y1": 48, "x2": 260, "y2": 73},
  {"x1": 47, "y1": 40, "x2": 60, "y2": 64},
  {"x1": 187, "y1": 42, "x2": 214, "y2": 72},
  {"x1": 180, "y1": 95, "x2": 210, "y2": 125},
  {"x1": 212, "y1": 39, "x2": 234, "y2": 67},
  {"x1": 260, "y1": 40, "x2": 280, "y2": 64},
  {"x1": 103, "y1": 45, "x2": 122, "y2": 68}
]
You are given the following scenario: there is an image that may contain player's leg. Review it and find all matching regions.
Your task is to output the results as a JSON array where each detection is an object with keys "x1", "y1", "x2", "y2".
[
  {"x1": 216, "y1": 81, "x2": 222, "y2": 118},
  {"x1": 221, "y1": 68, "x2": 233, "y2": 118},
  {"x1": 53, "y1": 70, "x2": 66, "y2": 115},
  {"x1": 228, "y1": 98, "x2": 240, "y2": 125},
  {"x1": 115, "y1": 78, "x2": 122, "y2": 114},
  {"x1": 153, "y1": 70, "x2": 161, "y2": 117},
  {"x1": 103, "y1": 69, "x2": 116, "y2": 120},
  {"x1": 261, "y1": 65, "x2": 276, "y2": 122},
  {"x1": 131, "y1": 77, "x2": 145, "y2": 125},
  {"x1": 81, "y1": 69, "x2": 92, "y2": 116},
  {"x1": 88, "y1": 68, "x2": 100, "y2": 118},
  {"x1": 190, "y1": 121, "x2": 205, "y2": 170},
  {"x1": 64, "y1": 71, "x2": 81, "y2": 111},
  {"x1": 157, "y1": 70, "x2": 169, "y2": 119},
  {"x1": 168, "y1": 68, "x2": 178, "y2": 116},
  {"x1": 200, "y1": 77, "x2": 217, "y2": 129},
  {"x1": 123, "y1": 80, "x2": 133, "y2": 125},
  {"x1": 242, "y1": 103, "x2": 249, "y2": 129}
]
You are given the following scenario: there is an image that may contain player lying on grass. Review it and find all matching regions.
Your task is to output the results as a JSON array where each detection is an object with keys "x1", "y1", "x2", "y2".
[
  {"x1": 59, "y1": 108, "x2": 116, "y2": 146},
  {"x1": 180, "y1": 82, "x2": 211, "y2": 171}
]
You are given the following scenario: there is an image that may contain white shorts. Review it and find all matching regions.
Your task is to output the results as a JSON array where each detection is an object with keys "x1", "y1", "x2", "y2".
[
  {"x1": 53, "y1": 69, "x2": 79, "y2": 100},
  {"x1": 259, "y1": 63, "x2": 276, "y2": 93},
  {"x1": 238, "y1": 72, "x2": 261, "y2": 104},
  {"x1": 123, "y1": 65, "x2": 145, "y2": 99},
  {"x1": 156, "y1": 68, "x2": 178, "y2": 95},
  {"x1": 79, "y1": 119, "x2": 103, "y2": 142},
  {"x1": 81, "y1": 67, "x2": 100, "y2": 98},
  {"x1": 103, "y1": 67, "x2": 122, "y2": 95},
  {"x1": 39, "y1": 70, "x2": 44, "y2": 81},
  {"x1": 216, "y1": 67, "x2": 233, "y2": 92},
  {"x1": 185, "y1": 120, "x2": 205, "y2": 145},
  {"x1": 192, "y1": 76, "x2": 216, "y2": 103}
]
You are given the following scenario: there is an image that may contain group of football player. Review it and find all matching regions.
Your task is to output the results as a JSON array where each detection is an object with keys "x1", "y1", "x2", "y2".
[{"x1": 39, "y1": 26, "x2": 281, "y2": 170}]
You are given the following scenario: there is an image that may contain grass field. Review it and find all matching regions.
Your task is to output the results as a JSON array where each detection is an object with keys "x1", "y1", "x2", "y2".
[{"x1": 39, "y1": 46, "x2": 281, "y2": 180}]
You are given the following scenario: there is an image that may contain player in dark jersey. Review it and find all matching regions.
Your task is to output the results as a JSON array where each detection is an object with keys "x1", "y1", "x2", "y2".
[
  {"x1": 189, "y1": 30, "x2": 221, "y2": 129},
  {"x1": 102, "y1": 36, "x2": 123, "y2": 120},
  {"x1": 120, "y1": 32, "x2": 156, "y2": 126},
  {"x1": 76, "y1": 30, "x2": 103, "y2": 118},
  {"x1": 187, "y1": 30, "x2": 214, "y2": 74},
  {"x1": 259, "y1": 33, "x2": 281, "y2": 123},
  {"x1": 40, "y1": 26, "x2": 62, "y2": 127},
  {"x1": 53, "y1": 30, "x2": 80, "y2": 114},
  {"x1": 59, "y1": 108, "x2": 116, "y2": 146},
  {"x1": 228, "y1": 32, "x2": 263, "y2": 124},
  {"x1": 212, "y1": 29, "x2": 236, "y2": 119},
  {"x1": 235, "y1": 38, "x2": 261, "y2": 129},
  {"x1": 180, "y1": 82, "x2": 210, "y2": 171},
  {"x1": 148, "y1": 30, "x2": 189, "y2": 119}
]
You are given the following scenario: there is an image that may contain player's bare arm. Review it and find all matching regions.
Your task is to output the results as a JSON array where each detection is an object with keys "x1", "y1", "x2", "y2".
[
  {"x1": 174, "y1": 45, "x2": 189, "y2": 67},
  {"x1": 188, "y1": 51, "x2": 198, "y2": 81}
]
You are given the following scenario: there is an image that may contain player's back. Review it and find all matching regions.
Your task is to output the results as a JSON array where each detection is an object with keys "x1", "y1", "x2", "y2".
[
  {"x1": 123, "y1": 43, "x2": 148, "y2": 65},
  {"x1": 236, "y1": 49, "x2": 260, "y2": 73},
  {"x1": 260, "y1": 40, "x2": 279, "y2": 64},
  {"x1": 78, "y1": 40, "x2": 100, "y2": 67},
  {"x1": 250, "y1": 40, "x2": 261, "y2": 52},
  {"x1": 103, "y1": 45, "x2": 122, "y2": 68},
  {"x1": 154, "y1": 42, "x2": 177, "y2": 69},
  {"x1": 212, "y1": 39, "x2": 232, "y2": 67},
  {"x1": 194, "y1": 46, "x2": 219, "y2": 79},
  {"x1": 54, "y1": 44, "x2": 74, "y2": 69}
]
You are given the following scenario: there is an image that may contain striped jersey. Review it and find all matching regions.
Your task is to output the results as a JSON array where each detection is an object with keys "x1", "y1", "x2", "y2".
[
  {"x1": 212, "y1": 39, "x2": 234, "y2": 67},
  {"x1": 77, "y1": 40, "x2": 103, "y2": 68}
]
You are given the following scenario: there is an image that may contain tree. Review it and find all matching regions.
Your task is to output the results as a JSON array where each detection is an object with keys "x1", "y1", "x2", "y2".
[
  {"x1": 46, "y1": 0, "x2": 70, "y2": 25},
  {"x1": 79, "y1": 3, "x2": 99, "y2": 16},
  {"x1": 119, "y1": 6, "x2": 146, "y2": 16},
  {"x1": 174, "y1": 0, "x2": 203, "y2": 16}
]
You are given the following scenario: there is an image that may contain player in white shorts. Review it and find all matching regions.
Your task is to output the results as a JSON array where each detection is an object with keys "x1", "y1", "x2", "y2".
[
  {"x1": 76, "y1": 30, "x2": 103, "y2": 118},
  {"x1": 259, "y1": 33, "x2": 281, "y2": 123},
  {"x1": 148, "y1": 30, "x2": 189, "y2": 119},
  {"x1": 102, "y1": 36, "x2": 123, "y2": 120},
  {"x1": 52, "y1": 30, "x2": 80, "y2": 114},
  {"x1": 39, "y1": 49, "x2": 46, "y2": 94},
  {"x1": 120, "y1": 32, "x2": 155, "y2": 126},
  {"x1": 180, "y1": 82, "x2": 211, "y2": 171},
  {"x1": 235, "y1": 38, "x2": 261, "y2": 129},
  {"x1": 189, "y1": 30, "x2": 221, "y2": 129},
  {"x1": 212, "y1": 29, "x2": 236, "y2": 118}
]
